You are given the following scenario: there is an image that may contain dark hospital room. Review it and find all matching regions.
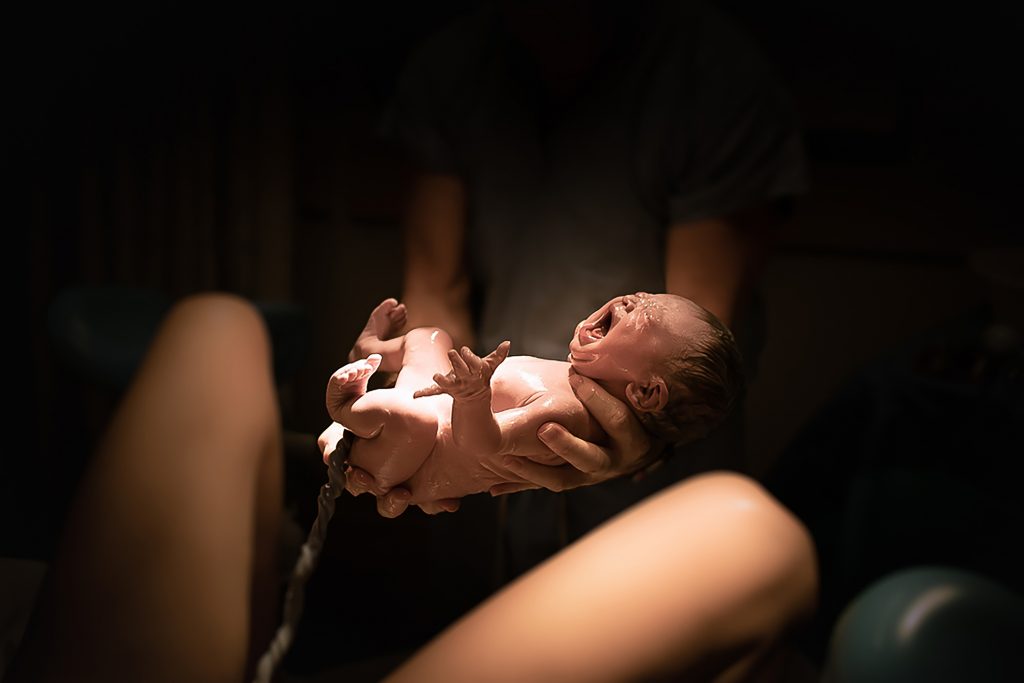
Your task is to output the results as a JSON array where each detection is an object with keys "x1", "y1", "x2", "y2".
[{"x1": 7, "y1": 0, "x2": 1024, "y2": 681}]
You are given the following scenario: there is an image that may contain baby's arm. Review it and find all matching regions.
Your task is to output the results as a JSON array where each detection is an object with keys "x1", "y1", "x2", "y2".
[{"x1": 414, "y1": 342, "x2": 511, "y2": 455}]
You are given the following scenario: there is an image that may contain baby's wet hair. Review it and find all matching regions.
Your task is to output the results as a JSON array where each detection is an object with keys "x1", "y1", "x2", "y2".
[{"x1": 636, "y1": 302, "x2": 745, "y2": 450}]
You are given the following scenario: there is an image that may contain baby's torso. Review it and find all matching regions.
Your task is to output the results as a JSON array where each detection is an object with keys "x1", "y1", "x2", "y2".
[
  {"x1": 357, "y1": 356, "x2": 604, "y2": 504},
  {"x1": 490, "y1": 356, "x2": 577, "y2": 412},
  {"x1": 488, "y1": 356, "x2": 603, "y2": 458},
  {"x1": 423, "y1": 357, "x2": 603, "y2": 480}
]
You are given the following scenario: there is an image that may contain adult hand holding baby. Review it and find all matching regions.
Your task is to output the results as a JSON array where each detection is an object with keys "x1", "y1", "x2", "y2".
[
  {"x1": 317, "y1": 422, "x2": 433, "y2": 517},
  {"x1": 489, "y1": 371, "x2": 658, "y2": 496}
]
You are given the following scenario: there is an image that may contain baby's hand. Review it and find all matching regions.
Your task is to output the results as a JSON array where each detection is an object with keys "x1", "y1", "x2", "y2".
[{"x1": 414, "y1": 341, "x2": 510, "y2": 401}]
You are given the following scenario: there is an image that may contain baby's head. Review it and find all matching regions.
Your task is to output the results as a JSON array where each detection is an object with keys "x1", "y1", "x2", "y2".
[{"x1": 568, "y1": 293, "x2": 744, "y2": 447}]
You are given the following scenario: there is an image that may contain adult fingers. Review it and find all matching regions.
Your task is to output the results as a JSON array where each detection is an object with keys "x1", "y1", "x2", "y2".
[
  {"x1": 478, "y1": 459, "x2": 537, "y2": 485},
  {"x1": 442, "y1": 498, "x2": 461, "y2": 512},
  {"x1": 500, "y1": 457, "x2": 593, "y2": 493},
  {"x1": 489, "y1": 482, "x2": 540, "y2": 497},
  {"x1": 418, "y1": 501, "x2": 442, "y2": 514},
  {"x1": 317, "y1": 422, "x2": 345, "y2": 463},
  {"x1": 344, "y1": 466, "x2": 371, "y2": 496},
  {"x1": 417, "y1": 498, "x2": 461, "y2": 515},
  {"x1": 437, "y1": 498, "x2": 461, "y2": 513},
  {"x1": 377, "y1": 488, "x2": 411, "y2": 518},
  {"x1": 536, "y1": 422, "x2": 613, "y2": 474},
  {"x1": 345, "y1": 466, "x2": 391, "y2": 497},
  {"x1": 569, "y1": 373, "x2": 650, "y2": 462}
]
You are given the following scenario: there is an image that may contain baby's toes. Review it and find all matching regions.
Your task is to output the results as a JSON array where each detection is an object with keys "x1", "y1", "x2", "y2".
[
  {"x1": 369, "y1": 299, "x2": 398, "y2": 324},
  {"x1": 376, "y1": 298, "x2": 398, "y2": 313},
  {"x1": 353, "y1": 354, "x2": 382, "y2": 379}
]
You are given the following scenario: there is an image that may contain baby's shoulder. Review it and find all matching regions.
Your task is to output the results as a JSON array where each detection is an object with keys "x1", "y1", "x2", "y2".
[{"x1": 492, "y1": 356, "x2": 577, "y2": 410}]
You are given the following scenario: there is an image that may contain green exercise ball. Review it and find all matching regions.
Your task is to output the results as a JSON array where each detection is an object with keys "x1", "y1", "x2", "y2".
[{"x1": 822, "y1": 566, "x2": 1024, "y2": 682}]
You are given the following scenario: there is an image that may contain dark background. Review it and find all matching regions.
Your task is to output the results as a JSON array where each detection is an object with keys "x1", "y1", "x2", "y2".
[{"x1": 11, "y1": 0, "x2": 1024, "y2": 677}]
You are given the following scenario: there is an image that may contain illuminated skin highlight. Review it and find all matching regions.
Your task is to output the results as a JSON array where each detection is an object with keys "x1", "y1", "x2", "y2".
[{"x1": 328, "y1": 294, "x2": 707, "y2": 510}]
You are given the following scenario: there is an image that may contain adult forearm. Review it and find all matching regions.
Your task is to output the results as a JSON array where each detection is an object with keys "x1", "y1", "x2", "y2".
[
  {"x1": 402, "y1": 173, "x2": 475, "y2": 347},
  {"x1": 665, "y1": 219, "x2": 747, "y2": 328},
  {"x1": 665, "y1": 208, "x2": 780, "y2": 329},
  {"x1": 402, "y1": 284, "x2": 475, "y2": 349}
]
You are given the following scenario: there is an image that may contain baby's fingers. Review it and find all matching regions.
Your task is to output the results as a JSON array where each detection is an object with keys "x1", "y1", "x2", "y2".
[
  {"x1": 433, "y1": 371, "x2": 459, "y2": 388},
  {"x1": 447, "y1": 348, "x2": 470, "y2": 374},
  {"x1": 413, "y1": 384, "x2": 445, "y2": 398},
  {"x1": 485, "y1": 340, "x2": 511, "y2": 369},
  {"x1": 461, "y1": 346, "x2": 483, "y2": 373}
]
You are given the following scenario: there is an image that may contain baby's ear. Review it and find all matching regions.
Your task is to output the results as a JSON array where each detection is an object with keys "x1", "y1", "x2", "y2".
[{"x1": 626, "y1": 377, "x2": 669, "y2": 413}]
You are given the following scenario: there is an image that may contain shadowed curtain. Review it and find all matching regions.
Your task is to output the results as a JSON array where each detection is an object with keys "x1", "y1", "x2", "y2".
[{"x1": 18, "y1": 20, "x2": 295, "y2": 557}]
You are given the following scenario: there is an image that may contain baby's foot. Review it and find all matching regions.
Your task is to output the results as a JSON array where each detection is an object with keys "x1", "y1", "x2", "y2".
[
  {"x1": 350, "y1": 298, "x2": 407, "y2": 360},
  {"x1": 326, "y1": 354, "x2": 382, "y2": 420}
]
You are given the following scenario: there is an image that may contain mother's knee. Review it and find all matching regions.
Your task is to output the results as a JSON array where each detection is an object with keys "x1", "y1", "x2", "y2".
[
  {"x1": 143, "y1": 293, "x2": 276, "y2": 418},
  {"x1": 161, "y1": 293, "x2": 271, "y2": 363}
]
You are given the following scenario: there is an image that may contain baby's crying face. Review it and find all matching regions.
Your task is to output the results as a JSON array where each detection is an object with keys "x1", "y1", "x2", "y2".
[{"x1": 568, "y1": 293, "x2": 699, "y2": 385}]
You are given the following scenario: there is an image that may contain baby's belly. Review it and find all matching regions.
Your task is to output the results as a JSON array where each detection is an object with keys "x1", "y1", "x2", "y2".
[{"x1": 399, "y1": 427, "x2": 509, "y2": 504}]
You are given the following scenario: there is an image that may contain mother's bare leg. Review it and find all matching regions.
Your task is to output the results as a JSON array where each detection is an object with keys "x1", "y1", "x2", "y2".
[
  {"x1": 386, "y1": 472, "x2": 817, "y2": 683},
  {"x1": 10, "y1": 294, "x2": 283, "y2": 683}
]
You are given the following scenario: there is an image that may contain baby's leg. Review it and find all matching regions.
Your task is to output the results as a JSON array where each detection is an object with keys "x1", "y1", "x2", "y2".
[
  {"x1": 350, "y1": 298, "x2": 408, "y2": 371},
  {"x1": 326, "y1": 354, "x2": 389, "y2": 438},
  {"x1": 333, "y1": 328, "x2": 456, "y2": 489},
  {"x1": 327, "y1": 353, "x2": 438, "y2": 465}
]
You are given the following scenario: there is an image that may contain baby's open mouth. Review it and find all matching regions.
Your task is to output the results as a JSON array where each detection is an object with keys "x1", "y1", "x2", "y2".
[{"x1": 578, "y1": 310, "x2": 611, "y2": 346}]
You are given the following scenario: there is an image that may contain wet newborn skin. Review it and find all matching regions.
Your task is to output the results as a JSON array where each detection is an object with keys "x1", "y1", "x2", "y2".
[{"x1": 328, "y1": 293, "x2": 703, "y2": 507}]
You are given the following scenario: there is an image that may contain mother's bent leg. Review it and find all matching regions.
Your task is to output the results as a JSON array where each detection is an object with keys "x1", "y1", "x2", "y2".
[{"x1": 11, "y1": 294, "x2": 283, "y2": 683}]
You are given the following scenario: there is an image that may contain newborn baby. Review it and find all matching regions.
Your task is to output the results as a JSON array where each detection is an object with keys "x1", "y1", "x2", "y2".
[{"x1": 327, "y1": 293, "x2": 742, "y2": 505}]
